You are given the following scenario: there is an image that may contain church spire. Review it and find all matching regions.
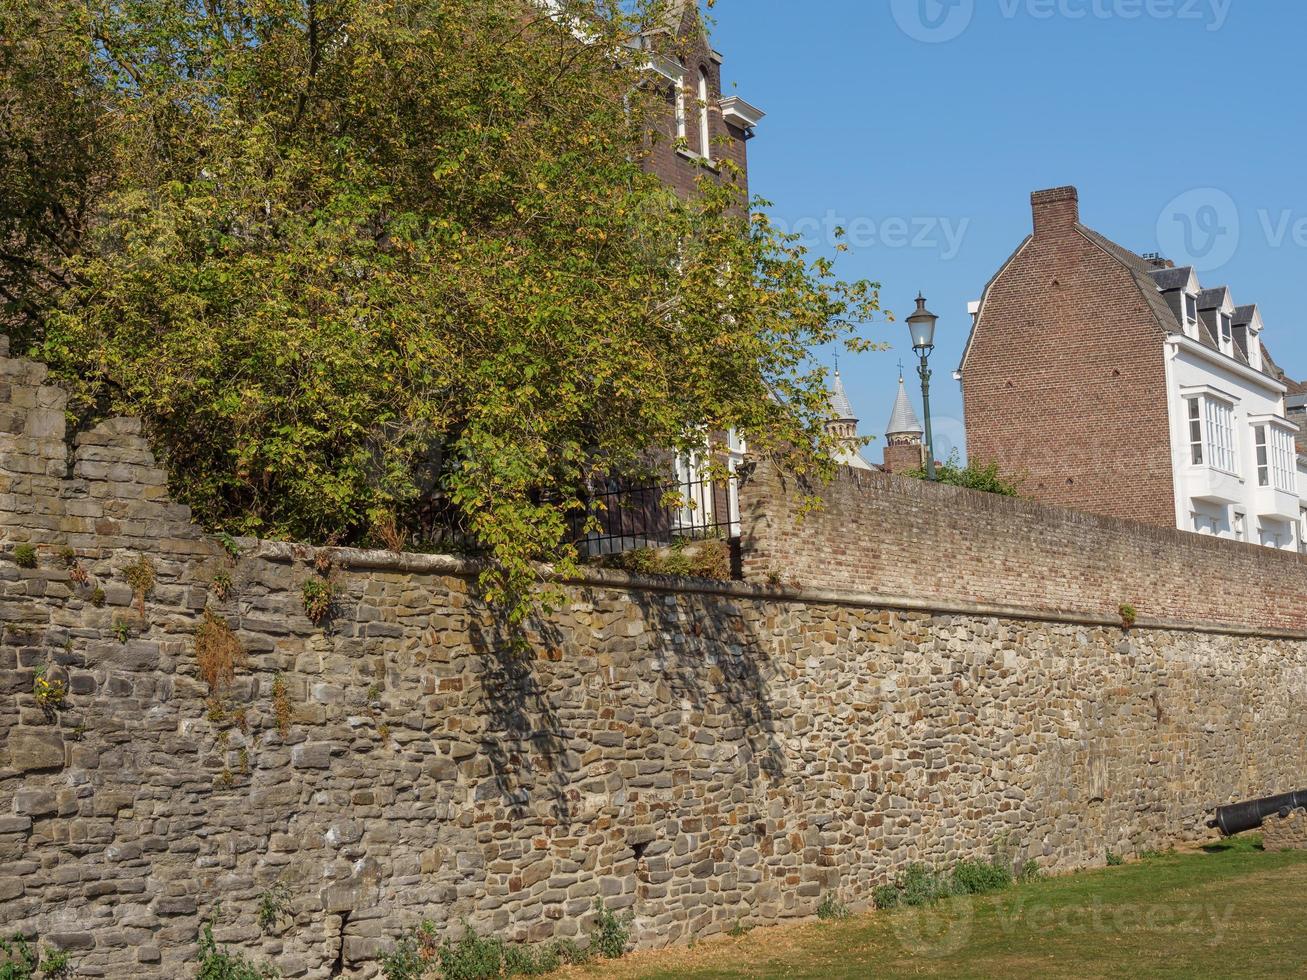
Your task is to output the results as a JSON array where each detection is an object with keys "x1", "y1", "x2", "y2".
[{"x1": 886, "y1": 372, "x2": 923, "y2": 439}]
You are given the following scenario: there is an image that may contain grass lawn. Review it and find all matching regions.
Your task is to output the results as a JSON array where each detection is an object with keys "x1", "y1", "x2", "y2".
[{"x1": 563, "y1": 838, "x2": 1307, "y2": 979}]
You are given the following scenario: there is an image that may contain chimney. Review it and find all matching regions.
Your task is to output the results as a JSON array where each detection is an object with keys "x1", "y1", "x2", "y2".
[{"x1": 1031, "y1": 186, "x2": 1079, "y2": 238}]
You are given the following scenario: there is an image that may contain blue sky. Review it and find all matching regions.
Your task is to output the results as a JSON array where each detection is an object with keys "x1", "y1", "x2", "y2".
[{"x1": 711, "y1": 0, "x2": 1307, "y2": 461}]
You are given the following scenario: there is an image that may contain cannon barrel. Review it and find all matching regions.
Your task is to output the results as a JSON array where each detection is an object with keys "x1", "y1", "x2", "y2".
[{"x1": 1208, "y1": 790, "x2": 1307, "y2": 837}]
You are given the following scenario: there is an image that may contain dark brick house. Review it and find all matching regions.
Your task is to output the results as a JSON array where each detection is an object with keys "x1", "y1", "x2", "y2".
[{"x1": 960, "y1": 186, "x2": 1305, "y2": 549}]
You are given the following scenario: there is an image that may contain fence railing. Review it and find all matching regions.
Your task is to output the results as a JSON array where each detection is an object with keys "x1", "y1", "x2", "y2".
[{"x1": 571, "y1": 475, "x2": 741, "y2": 558}]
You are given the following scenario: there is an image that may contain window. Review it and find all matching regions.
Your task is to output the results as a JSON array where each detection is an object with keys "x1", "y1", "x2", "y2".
[
  {"x1": 674, "y1": 71, "x2": 687, "y2": 142},
  {"x1": 1254, "y1": 424, "x2": 1295, "y2": 491},
  {"x1": 1234, "y1": 512, "x2": 1247, "y2": 541},
  {"x1": 698, "y1": 69, "x2": 712, "y2": 161},
  {"x1": 1219, "y1": 313, "x2": 1233, "y2": 353},
  {"x1": 1184, "y1": 294, "x2": 1199, "y2": 338},
  {"x1": 1205, "y1": 397, "x2": 1237, "y2": 472},
  {"x1": 1186, "y1": 395, "x2": 1236, "y2": 473},
  {"x1": 1255, "y1": 425, "x2": 1270, "y2": 487},
  {"x1": 1187, "y1": 397, "x2": 1203, "y2": 465}
]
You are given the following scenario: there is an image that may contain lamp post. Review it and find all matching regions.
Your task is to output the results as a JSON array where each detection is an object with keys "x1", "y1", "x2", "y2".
[{"x1": 907, "y1": 294, "x2": 939, "y2": 482}]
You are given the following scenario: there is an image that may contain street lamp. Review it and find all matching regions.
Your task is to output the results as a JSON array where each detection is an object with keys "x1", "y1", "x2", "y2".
[{"x1": 906, "y1": 294, "x2": 938, "y2": 482}]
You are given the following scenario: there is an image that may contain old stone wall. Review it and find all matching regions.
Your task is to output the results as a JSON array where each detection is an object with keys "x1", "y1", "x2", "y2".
[
  {"x1": 739, "y1": 459, "x2": 1307, "y2": 634},
  {"x1": 5, "y1": 335, "x2": 1307, "y2": 978}
]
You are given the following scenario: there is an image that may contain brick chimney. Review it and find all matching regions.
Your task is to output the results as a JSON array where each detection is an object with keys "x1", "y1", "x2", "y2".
[{"x1": 1031, "y1": 186, "x2": 1080, "y2": 238}]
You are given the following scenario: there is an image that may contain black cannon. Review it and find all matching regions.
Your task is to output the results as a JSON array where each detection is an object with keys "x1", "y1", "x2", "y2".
[{"x1": 1208, "y1": 790, "x2": 1307, "y2": 837}]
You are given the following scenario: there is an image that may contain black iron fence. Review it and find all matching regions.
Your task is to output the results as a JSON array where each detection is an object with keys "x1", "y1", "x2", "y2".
[{"x1": 571, "y1": 474, "x2": 741, "y2": 558}]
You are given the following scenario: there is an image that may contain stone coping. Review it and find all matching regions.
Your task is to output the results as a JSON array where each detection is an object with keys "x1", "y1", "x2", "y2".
[{"x1": 248, "y1": 539, "x2": 1307, "y2": 642}]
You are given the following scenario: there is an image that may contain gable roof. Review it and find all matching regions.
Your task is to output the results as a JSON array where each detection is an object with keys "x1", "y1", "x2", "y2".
[
  {"x1": 1151, "y1": 266, "x2": 1197, "y2": 292},
  {"x1": 1074, "y1": 224, "x2": 1183, "y2": 336},
  {"x1": 1197, "y1": 287, "x2": 1233, "y2": 311}
]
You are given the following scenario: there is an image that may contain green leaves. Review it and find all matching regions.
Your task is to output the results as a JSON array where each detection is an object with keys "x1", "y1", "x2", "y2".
[{"x1": 10, "y1": 0, "x2": 881, "y2": 620}]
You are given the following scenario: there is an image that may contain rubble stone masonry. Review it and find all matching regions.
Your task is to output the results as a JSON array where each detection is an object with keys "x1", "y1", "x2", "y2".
[{"x1": 4, "y1": 334, "x2": 1307, "y2": 977}]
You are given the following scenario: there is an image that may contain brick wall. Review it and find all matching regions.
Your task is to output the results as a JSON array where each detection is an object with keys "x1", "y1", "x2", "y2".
[
  {"x1": 961, "y1": 186, "x2": 1177, "y2": 526},
  {"x1": 739, "y1": 459, "x2": 1307, "y2": 634}
]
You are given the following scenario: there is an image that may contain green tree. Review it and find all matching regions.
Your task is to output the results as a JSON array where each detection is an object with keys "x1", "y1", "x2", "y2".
[
  {"x1": 907, "y1": 450, "x2": 1021, "y2": 497},
  {"x1": 2, "y1": 0, "x2": 880, "y2": 617}
]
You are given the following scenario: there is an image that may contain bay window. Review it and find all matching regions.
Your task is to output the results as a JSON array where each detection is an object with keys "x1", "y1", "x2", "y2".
[
  {"x1": 1254, "y1": 423, "x2": 1296, "y2": 492},
  {"x1": 1185, "y1": 394, "x2": 1236, "y2": 474}
]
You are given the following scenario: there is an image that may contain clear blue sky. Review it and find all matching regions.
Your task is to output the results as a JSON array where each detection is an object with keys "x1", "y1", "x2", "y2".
[{"x1": 711, "y1": 0, "x2": 1307, "y2": 461}]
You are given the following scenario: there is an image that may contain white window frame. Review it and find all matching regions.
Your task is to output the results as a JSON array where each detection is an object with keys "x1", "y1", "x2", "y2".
[
  {"x1": 1184, "y1": 392, "x2": 1238, "y2": 475},
  {"x1": 1183, "y1": 293, "x2": 1200, "y2": 339},
  {"x1": 1253, "y1": 420, "x2": 1296, "y2": 492},
  {"x1": 697, "y1": 68, "x2": 712, "y2": 161},
  {"x1": 1218, "y1": 313, "x2": 1234, "y2": 355},
  {"x1": 674, "y1": 69, "x2": 688, "y2": 143}
]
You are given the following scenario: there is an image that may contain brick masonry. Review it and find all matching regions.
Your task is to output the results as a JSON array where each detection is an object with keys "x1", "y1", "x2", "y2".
[
  {"x1": 961, "y1": 186, "x2": 1178, "y2": 526},
  {"x1": 739, "y1": 459, "x2": 1307, "y2": 634},
  {"x1": 5, "y1": 334, "x2": 1307, "y2": 978}
]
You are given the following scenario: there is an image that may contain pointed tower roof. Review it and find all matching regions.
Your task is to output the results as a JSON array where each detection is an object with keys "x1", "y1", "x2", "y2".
[
  {"x1": 886, "y1": 374, "x2": 923, "y2": 437},
  {"x1": 828, "y1": 370, "x2": 856, "y2": 422}
]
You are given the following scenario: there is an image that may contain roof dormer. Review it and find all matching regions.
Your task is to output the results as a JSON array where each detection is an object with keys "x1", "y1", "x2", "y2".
[
  {"x1": 1197, "y1": 287, "x2": 1237, "y2": 357},
  {"x1": 1149, "y1": 265, "x2": 1201, "y2": 339},
  {"x1": 1233, "y1": 305, "x2": 1265, "y2": 371}
]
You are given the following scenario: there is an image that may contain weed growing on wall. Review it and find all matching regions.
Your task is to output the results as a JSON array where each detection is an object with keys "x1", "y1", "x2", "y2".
[
  {"x1": 197, "y1": 918, "x2": 278, "y2": 979},
  {"x1": 12, "y1": 543, "x2": 37, "y2": 569},
  {"x1": 271, "y1": 674, "x2": 292, "y2": 737},
  {"x1": 1119, "y1": 603, "x2": 1139, "y2": 629},
  {"x1": 256, "y1": 883, "x2": 292, "y2": 934},
  {"x1": 587, "y1": 899, "x2": 633, "y2": 960},
  {"x1": 32, "y1": 665, "x2": 68, "y2": 719},
  {"x1": 0, "y1": 936, "x2": 72, "y2": 980},
  {"x1": 301, "y1": 577, "x2": 333, "y2": 625},
  {"x1": 196, "y1": 611, "x2": 246, "y2": 698},
  {"x1": 123, "y1": 554, "x2": 156, "y2": 617},
  {"x1": 212, "y1": 569, "x2": 234, "y2": 601}
]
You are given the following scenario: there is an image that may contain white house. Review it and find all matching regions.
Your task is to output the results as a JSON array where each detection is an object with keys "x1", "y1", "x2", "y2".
[{"x1": 1153, "y1": 269, "x2": 1302, "y2": 549}]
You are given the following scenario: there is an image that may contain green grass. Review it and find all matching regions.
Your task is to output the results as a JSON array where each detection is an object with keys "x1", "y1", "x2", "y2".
[{"x1": 564, "y1": 838, "x2": 1307, "y2": 980}]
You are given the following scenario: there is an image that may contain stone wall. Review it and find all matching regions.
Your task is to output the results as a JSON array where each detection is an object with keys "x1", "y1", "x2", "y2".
[
  {"x1": 6, "y1": 336, "x2": 1307, "y2": 978},
  {"x1": 739, "y1": 459, "x2": 1307, "y2": 634}
]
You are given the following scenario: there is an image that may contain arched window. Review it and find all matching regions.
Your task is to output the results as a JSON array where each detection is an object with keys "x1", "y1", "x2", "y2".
[{"x1": 698, "y1": 68, "x2": 712, "y2": 160}]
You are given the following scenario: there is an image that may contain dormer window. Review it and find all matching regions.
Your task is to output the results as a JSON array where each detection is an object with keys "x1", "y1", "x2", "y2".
[
  {"x1": 1184, "y1": 293, "x2": 1198, "y2": 331},
  {"x1": 1219, "y1": 313, "x2": 1233, "y2": 354},
  {"x1": 697, "y1": 68, "x2": 712, "y2": 161}
]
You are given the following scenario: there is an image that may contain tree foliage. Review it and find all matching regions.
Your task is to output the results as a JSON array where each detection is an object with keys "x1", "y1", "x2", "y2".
[{"x1": 1, "y1": 0, "x2": 880, "y2": 615}]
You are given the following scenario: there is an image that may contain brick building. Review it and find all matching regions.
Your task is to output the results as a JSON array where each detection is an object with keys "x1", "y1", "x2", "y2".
[
  {"x1": 959, "y1": 185, "x2": 1306, "y2": 550},
  {"x1": 633, "y1": 1, "x2": 764, "y2": 198}
]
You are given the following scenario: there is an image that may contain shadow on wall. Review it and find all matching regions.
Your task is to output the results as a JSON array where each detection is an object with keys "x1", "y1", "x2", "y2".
[{"x1": 465, "y1": 585, "x2": 786, "y2": 824}]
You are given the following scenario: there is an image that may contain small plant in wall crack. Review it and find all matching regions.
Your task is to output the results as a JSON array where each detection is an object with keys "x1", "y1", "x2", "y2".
[
  {"x1": 271, "y1": 673, "x2": 292, "y2": 737},
  {"x1": 211, "y1": 569, "x2": 235, "y2": 601},
  {"x1": 301, "y1": 576, "x2": 334, "y2": 625},
  {"x1": 123, "y1": 554, "x2": 156, "y2": 618},
  {"x1": 32, "y1": 665, "x2": 68, "y2": 719},
  {"x1": 196, "y1": 611, "x2": 247, "y2": 698},
  {"x1": 256, "y1": 882, "x2": 293, "y2": 934},
  {"x1": 13, "y1": 542, "x2": 37, "y2": 569},
  {"x1": 1119, "y1": 603, "x2": 1138, "y2": 630},
  {"x1": 112, "y1": 617, "x2": 132, "y2": 644},
  {"x1": 0, "y1": 935, "x2": 73, "y2": 980}
]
